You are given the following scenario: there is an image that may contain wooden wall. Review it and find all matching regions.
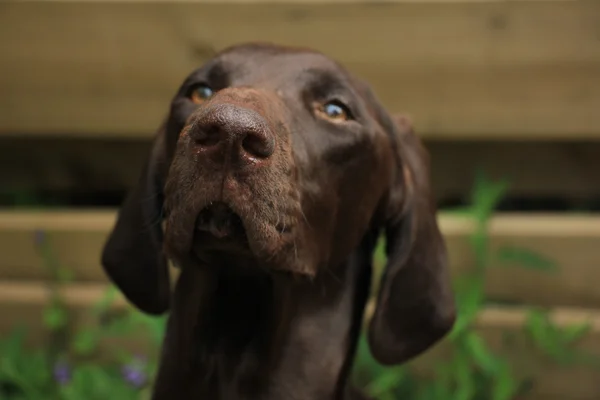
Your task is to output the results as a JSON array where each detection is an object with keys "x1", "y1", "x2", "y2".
[
  {"x1": 1, "y1": 0, "x2": 600, "y2": 399},
  {"x1": 1, "y1": 0, "x2": 600, "y2": 139}
]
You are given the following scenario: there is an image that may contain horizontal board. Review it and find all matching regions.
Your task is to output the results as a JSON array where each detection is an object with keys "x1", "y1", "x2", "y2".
[
  {"x1": 1, "y1": 281, "x2": 599, "y2": 400},
  {"x1": 1, "y1": 210, "x2": 600, "y2": 308},
  {"x1": 1, "y1": 0, "x2": 599, "y2": 139}
]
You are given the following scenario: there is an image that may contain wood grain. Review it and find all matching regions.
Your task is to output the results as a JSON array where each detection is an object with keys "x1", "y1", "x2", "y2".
[
  {"x1": 2, "y1": 210, "x2": 600, "y2": 308},
  {"x1": 1, "y1": 0, "x2": 599, "y2": 138}
]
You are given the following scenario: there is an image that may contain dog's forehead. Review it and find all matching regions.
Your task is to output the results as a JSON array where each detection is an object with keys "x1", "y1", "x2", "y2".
[{"x1": 209, "y1": 44, "x2": 354, "y2": 89}]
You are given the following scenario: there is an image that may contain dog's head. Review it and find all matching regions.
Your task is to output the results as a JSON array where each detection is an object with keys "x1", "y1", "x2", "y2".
[{"x1": 102, "y1": 42, "x2": 455, "y2": 365}]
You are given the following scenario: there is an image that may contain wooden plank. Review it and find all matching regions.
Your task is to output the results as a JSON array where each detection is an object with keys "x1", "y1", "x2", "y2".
[
  {"x1": 443, "y1": 214, "x2": 600, "y2": 307},
  {"x1": 0, "y1": 0, "x2": 599, "y2": 139},
  {"x1": 0, "y1": 210, "x2": 116, "y2": 281},
  {"x1": 1, "y1": 280, "x2": 599, "y2": 400},
  {"x1": 1, "y1": 210, "x2": 600, "y2": 309}
]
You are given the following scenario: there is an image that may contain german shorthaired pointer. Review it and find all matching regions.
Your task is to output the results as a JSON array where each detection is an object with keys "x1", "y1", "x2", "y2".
[{"x1": 101, "y1": 42, "x2": 455, "y2": 400}]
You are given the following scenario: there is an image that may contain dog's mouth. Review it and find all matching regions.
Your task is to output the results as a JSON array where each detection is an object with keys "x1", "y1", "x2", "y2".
[
  {"x1": 196, "y1": 202, "x2": 245, "y2": 239},
  {"x1": 174, "y1": 195, "x2": 299, "y2": 271},
  {"x1": 193, "y1": 202, "x2": 251, "y2": 255}
]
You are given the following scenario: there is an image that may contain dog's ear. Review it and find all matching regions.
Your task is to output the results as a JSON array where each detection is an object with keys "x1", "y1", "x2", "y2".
[
  {"x1": 368, "y1": 114, "x2": 456, "y2": 365},
  {"x1": 101, "y1": 125, "x2": 172, "y2": 315}
]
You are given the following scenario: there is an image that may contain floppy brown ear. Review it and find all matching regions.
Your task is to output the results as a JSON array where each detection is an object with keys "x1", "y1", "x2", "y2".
[
  {"x1": 101, "y1": 127, "x2": 171, "y2": 315},
  {"x1": 368, "y1": 114, "x2": 456, "y2": 365}
]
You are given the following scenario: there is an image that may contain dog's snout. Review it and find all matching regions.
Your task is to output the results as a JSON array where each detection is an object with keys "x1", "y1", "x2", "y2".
[{"x1": 191, "y1": 103, "x2": 275, "y2": 163}]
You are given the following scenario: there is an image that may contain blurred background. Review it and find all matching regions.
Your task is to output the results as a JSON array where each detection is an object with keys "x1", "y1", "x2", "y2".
[{"x1": 1, "y1": 0, "x2": 600, "y2": 399}]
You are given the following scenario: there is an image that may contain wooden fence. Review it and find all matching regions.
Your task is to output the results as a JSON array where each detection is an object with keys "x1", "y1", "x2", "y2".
[{"x1": 1, "y1": 0, "x2": 600, "y2": 399}]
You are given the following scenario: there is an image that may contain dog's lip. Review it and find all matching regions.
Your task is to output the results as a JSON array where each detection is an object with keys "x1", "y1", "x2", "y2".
[{"x1": 190, "y1": 201, "x2": 297, "y2": 264}]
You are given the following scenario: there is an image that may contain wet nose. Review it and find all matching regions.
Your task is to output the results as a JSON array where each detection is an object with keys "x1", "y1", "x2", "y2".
[{"x1": 189, "y1": 103, "x2": 275, "y2": 164}]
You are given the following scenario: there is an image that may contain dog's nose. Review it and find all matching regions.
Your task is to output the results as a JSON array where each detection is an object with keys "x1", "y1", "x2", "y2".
[{"x1": 190, "y1": 103, "x2": 275, "y2": 163}]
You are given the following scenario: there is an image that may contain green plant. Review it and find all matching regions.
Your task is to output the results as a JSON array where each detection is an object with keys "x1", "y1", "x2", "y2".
[
  {"x1": 0, "y1": 231, "x2": 167, "y2": 400},
  {"x1": 352, "y1": 171, "x2": 600, "y2": 400},
  {"x1": 1, "y1": 172, "x2": 598, "y2": 399}
]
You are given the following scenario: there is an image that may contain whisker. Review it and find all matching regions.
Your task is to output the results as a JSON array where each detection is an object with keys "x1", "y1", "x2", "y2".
[
  {"x1": 293, "y1": 239, "x2": 298, "y2": 264},
  {"x1": 299, "y1": 208, "x2": 311, "y2": 229}
]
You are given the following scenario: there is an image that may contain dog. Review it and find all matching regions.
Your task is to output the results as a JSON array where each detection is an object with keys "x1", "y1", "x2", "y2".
[{"x1": 101, "y1": 42, "x2": 455, "y2": 400}]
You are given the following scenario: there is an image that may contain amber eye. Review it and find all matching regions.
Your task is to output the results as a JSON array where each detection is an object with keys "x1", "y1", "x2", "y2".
[
  {"x1": 317, "y1": 101, "x2": 352, "y2": 122},
  {"x1": 188, "y1": 84, "x2": 214, "y2": 104}
]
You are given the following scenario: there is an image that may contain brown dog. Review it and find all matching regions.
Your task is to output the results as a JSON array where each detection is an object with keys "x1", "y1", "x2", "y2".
[{"x1": 101, "y1": 42, "x2": 455, "y2": 400}]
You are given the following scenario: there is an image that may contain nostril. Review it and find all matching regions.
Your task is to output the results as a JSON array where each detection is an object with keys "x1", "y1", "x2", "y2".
[
  {"x1": 242, "y1": 132, "x2": 275, "y2": 159},
  {"x1": 190, "y1": 103, "x2": 276, "y2": 163},
  {"x1": 194, "y1": 125, "x2": 222, "y2": 147}
]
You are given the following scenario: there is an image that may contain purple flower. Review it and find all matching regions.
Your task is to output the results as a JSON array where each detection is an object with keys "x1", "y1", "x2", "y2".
[
  {"x1": 33, "y1": 229, "x2": 46, "y2": 249},
  {"x1": 53, "y1": 361, "x2": 71, "y2": 385},
  {"x1": 121, "y1": 355, "x2": 148, "y2": 388}
]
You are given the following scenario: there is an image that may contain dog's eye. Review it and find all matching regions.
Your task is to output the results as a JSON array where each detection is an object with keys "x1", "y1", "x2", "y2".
[
  {"x1": 188, "y1": 84, "x2": 214, "y2": 104},
  {"x1": 317, "y1": 101, "x2": 352, "y2": 122}
]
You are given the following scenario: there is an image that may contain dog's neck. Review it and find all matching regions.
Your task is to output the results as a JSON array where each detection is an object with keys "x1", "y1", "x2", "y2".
[{"x1": 150, "y1": 251, "x2": 371, "y2": 400}]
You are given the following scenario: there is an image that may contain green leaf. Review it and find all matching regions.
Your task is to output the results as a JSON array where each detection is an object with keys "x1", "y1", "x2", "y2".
[
  {"x1": 379, "y1": 393, "x2": 397, "y2": 400},
  {"x1": 469, "y1": 171, "x2": 509, "y2": 224},
  {"x1": 27, "y1": 351, "x2": 52, "y2": 387},
  {"x1": 490, "y1": 361, "x2": 519, "y2": 400},
  {"x1": 449, "y1": 275, "x2": 484, "y2": 339},
  {"x1": 102, "y1": 314, "x2": 138, "y2": 336},
  {"x1": 558, "y1": 321, "x2": 592, "y2": 345},
  {"x1": 42, "y1": 304, "x2": 68, "y2": 330},
  {"x1": 454, "y1": 351, "x2": 475, "y2": 400},
  {"x1": 416, "y1": 383, "x2": 447, "y2": 400},
  {"x1": 353, "y1": 335, "x2": 385, "y2": 380},
  {"x1": 72, "y1": 329, "x2": 99, "y2": 356},
  {"x1": 65, "y1": 364, "x2": 135, "y2": 400},
  {"x1": 431, "y1": 362, "x2": 453, "y2": 398},
  {"x1": 0, "y1": 325, "x2": 27, "y2": 361},
  {"x1": 464, "y1": 332, "x2": 499, "y2": 373},
  {"x1": 524, "y1": 309, "x2": 569, "y2": 362},
  {"x1": 495, "y1": 246, "x2": 558, "y2": 272},
  {"x1": 365, "y1": 367, "x2": 406, "y2": 397},
  {"x1": 0, "y1": 356, "x2": 46, "y2": 400},
  {"x1": 470, "y1": 229, "x2": 489, "y2": 271}
]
